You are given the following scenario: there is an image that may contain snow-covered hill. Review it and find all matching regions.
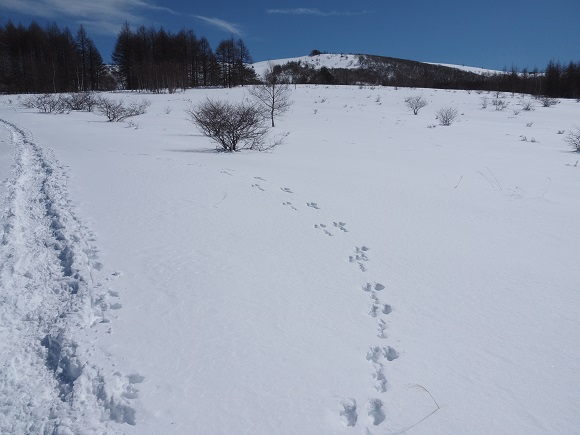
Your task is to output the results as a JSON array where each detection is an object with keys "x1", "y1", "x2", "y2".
[
  {"x1": 252, "y1": 53, "x2": 502, "y2": 79},
  {"x1": 253, "y1": 53, "x2": 362, "y2": 77},
  {"x1": 1, "y1": 86, "x2": 579, "y2": 434}
]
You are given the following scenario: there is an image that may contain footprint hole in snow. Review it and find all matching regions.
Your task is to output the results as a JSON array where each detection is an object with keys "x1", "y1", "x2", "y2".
[{"x1": 127, "y1": 373, "x2": 145, "y2": 384}]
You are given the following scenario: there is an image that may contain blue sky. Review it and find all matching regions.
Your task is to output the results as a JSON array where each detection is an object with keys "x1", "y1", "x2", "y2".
[{"x1": 1, "y1": 0, "x2": 578, "y2": 70}]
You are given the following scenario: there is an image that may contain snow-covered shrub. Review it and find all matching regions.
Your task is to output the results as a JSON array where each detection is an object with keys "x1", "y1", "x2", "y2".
[
  {"x1": 480, "y1": 97, "x2": 488, "y2": 109},
  {"x1": 186, "y1": 99, "x2": 270, "y2": 152},
  {"x1": 96, "y1": 97, "x2": 151, "y2": 122},
  {"x1": 565, "y1": 127, "x2": 580, "y2": 152},
  {"x1": 435, "y1": 107, "x2": 458, "y2": 126},
  {"x1": 404, "y1": 95, "x2": 427, "y2": 115}
]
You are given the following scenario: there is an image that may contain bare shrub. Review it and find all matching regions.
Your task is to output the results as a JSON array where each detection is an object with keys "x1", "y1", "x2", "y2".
[
  {"x1": 538, "y1": 96, "x2": 559, "y2": 107},
  {"x1": 565, "y1": 127, "x2": 580, "y2": 152},
  {"x1": 96, "y1": 97, "x2": 151, "y2": 122},
  {"x1": 480, "y1": 97, "x2": 488, "y2": 109},
  {"x1": 63, "y1": 92, "x2": 98, "y2": 112},
  {"x1": 521, "y1": 100, "x2": 535, "y2": 111},
  {"x1": 491, "y1": 98, "x2": 509, "y2": 111},
  {"x1": 404, "y1": 95, "x2": 428, "y2": 115},
  {"x1": 20, "y1": 96, "x2": 37, "y2": 109},
  {"x1": 22, "y1": 93, "x2": 66, "y2": 113},
  {"x1": 186, "y1": 99, "x2": 271, "y2": 152},
  {"x1": 435, "y1": 107, "x2": 458, "y2": 126}
]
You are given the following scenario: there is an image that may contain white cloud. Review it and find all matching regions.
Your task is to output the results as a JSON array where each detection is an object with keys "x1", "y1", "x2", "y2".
[
  {"x1": 266, "y1": 8, "x2": 367, "y2": 17},
  {"x1": 192, "y1": 15, "x2": 242, "y2": 36},
  {"x1": 0, "y1": 0, "x2": 177, "y2": 34}
]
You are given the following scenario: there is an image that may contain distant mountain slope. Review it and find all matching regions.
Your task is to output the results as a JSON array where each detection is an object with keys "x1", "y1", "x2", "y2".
[
  {"x1": 252, "y1": 53, "x2": 502, "y2": 81},
  {"x1": 253, "y1": 54, "x2": 362, "y2": 78},
  {"x1": 249, "y1": 53, "x2": 555, "y2": 94}
]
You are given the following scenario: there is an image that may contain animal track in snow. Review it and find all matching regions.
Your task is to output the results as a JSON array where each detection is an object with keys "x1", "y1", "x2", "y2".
[
  {"x1": 369, "y1": 293, "x2": 380, "y2": 317},
  {"x1": 314, "y1": 223, "x2": 333, "y2": 236},
  {"x1": 282, "y1": 201, "x2": 298, "y2": 211},
  {"x1": 220, "y1": 169, "x2": 233, "y2": 176},
  {"x1": 251, "y1": 183, "x2": 265, "y2": 191},
  {"x1": 306, "y1": 202, "x2": 320, "y2": 209},
  {"x1": 339, "y1": 398, "x2": 358, "y2": 427},
  {"x1": 373, "y1": 363, "x2": 389, "y2": 392},
  {"x1": 377, "y1": 320, "x2": 388, "y2": 339},
  {"x1": 350, "y1": 246, "x2": 370, "y2": 271},
  {"x1": 254, "y1": 176, "x2": 267, "y2": 181},
  {"x1": 280, "y1": 187, "x2": 293, "y2": 193},
  {"x1": 367, "y1": 398, "x2": 386, "y2": 425},
  {"x1": 366, "y1": 346, "x2": 399, "y2": 363},
  {"x1": 362, "y1": 282, "x2": 385, "y2": 292},
  {"x1": 332, "y1": 221, "x2": 348, "y2": 232},
  {"x1": 384, "y1": 346, "x2": 399, "y2": 361}
]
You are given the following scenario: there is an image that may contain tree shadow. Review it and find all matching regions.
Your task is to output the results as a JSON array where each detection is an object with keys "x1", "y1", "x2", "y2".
[{"x1": 165, "y1": 148, "x2": 223, "y2": 154}]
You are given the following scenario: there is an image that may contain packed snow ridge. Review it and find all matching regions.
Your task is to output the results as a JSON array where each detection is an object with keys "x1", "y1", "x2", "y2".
[{"x1": 0, "y1": 120, "x2": 137, "y2": 434}]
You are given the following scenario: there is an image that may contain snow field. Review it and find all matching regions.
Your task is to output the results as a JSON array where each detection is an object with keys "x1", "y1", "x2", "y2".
[{"x1": 0, "y1": 85, "x2": 579, "y2": 434}]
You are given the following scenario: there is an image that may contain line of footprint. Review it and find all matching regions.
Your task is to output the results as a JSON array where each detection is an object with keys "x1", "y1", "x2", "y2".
[{"x1": 246, "y1": 172, "x2": 399, "y2": 430}]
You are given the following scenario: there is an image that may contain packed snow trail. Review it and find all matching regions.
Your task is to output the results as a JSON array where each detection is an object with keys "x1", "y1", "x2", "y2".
[{"x1": 0, "y1": 120, "x2": 135, "y2": 434}]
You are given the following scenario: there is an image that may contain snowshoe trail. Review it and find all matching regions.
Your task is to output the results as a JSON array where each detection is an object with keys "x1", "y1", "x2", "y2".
[{"x1": 0, "y1": 120, "x2": 136, "y2": 434}]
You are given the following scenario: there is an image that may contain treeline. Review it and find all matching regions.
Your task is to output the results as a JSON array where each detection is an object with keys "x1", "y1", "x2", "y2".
[
  {"x1": 0, "y1": 20, "x2": 258, "y2": 94},
  {"x1": 542, "y1": 61, "x2": 580, "y2": 98},
  {"x1": 271, "y1": 54, "x2": 580, "y2": 99},
  {"x1": 0, "y1": 21, "x2": 113, "y2": 94},
  {"x1": 112, "y1": 23, "x2": 258, "y2": 92}
]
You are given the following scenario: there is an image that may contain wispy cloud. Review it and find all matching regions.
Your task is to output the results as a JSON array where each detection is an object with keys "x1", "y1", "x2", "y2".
[
  {"x1": 192, "y1": 15, "x2": 242, "y2": 35},
  {"x1": 266, "y1": 8, "x2": 368, "y2": 17},
  {"x1": 0, "y1": 0, "x2": 177, "y2": 34}
]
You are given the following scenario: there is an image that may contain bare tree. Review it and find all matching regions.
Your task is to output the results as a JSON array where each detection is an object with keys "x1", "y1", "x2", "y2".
[
  {"x1": 248, "y1": 64, "x2": 292, "y2": 127},
  {"x1": 404, "y1": 95, "x2": 427, "y2": 115},
  {"x1": 435, "y1": 107, "x2": 458, "y2": 126},
  {"x1": 186, "y1": 99, "x2": 270, "y2": 151}
]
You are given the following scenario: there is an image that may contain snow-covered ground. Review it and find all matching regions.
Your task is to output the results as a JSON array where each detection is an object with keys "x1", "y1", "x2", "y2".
[{"x1": 0, "y1": 87, "x2": 579, "y2": 434}]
